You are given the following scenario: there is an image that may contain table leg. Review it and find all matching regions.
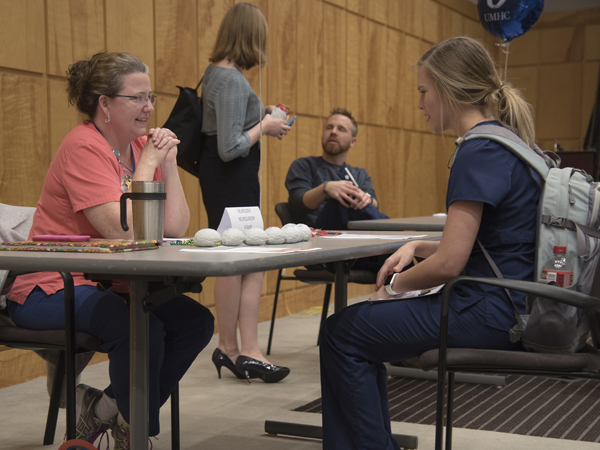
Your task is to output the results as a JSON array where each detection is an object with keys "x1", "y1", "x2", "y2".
[
  {"x1": 333, "y1": 260, "x2": 349, "y2": 313},
  {"x1": 130, "y1": 280, "x2": 149, "y2": 450}
]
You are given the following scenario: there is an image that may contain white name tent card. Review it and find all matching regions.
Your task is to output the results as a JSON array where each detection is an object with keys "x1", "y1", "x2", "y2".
[{"x1": 217, "y1": 206, "x2": 264, "y2": 234}]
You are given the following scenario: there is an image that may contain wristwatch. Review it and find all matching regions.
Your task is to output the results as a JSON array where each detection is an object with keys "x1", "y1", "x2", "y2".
[{"x1": 384, "y1": 272, "x2": 401, "y2": 296}]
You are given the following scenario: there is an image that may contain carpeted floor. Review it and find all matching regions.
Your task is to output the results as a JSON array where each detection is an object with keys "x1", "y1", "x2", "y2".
[{"x1": 294, "y1": 374, "x2": 600, "y2": 443}]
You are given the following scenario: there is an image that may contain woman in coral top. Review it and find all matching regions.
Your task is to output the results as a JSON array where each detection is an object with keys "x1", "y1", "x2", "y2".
[{"x1": 7, "y1": 51, "x2": 214, "y2": 450}]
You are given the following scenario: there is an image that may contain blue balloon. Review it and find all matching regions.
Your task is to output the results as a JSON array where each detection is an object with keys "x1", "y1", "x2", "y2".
[{"x1": 478, "y1": 0, "x2": 544, "y2": 42}]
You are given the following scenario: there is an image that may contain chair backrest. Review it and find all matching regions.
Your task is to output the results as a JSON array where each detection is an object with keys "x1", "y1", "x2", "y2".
[
  {"x1": 0, "y1": 203, "x2": 36, "y2": 308},
  {"x1": 275, "y1": 202, "x2": 295, "y2": 226}
]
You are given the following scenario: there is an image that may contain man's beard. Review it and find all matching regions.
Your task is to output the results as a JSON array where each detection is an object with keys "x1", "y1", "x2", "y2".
[{"x1": 322, "y1": 139, "x2": 350, "y2": 156}]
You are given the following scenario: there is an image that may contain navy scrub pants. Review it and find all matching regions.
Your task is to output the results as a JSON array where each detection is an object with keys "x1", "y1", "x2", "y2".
[
  {"x1": 8, "y1": 285, "x2": 214, "y2": 436},
  {"x1": 319, "y1": 294, "x2": 521, "y2": 450}
]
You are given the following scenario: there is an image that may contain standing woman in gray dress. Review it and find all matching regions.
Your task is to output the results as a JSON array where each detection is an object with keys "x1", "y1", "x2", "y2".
[{"x1": 199, "y1": 2, "x2": 291, "y2": 383}]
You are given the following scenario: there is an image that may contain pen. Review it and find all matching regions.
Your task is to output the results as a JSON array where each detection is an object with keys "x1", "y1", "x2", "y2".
[{"x1": 344, "y1": 167, "x2": 359, "y2": 187}]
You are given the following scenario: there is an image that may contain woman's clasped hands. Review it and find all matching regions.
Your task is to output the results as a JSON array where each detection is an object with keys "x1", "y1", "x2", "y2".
[{"x1": 141, "y1": 127, "x2": 180, "y2": 168}]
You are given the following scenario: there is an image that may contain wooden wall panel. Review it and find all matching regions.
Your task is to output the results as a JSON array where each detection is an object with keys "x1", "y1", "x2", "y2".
[
  {"x1": 402, "y1": 35, "x2": 424, "y2": 132},
  {"x1": 540, "y1": 27, "x2": 583, "y2": 64},
  {"x1": 364, "y1": 126, "x2": 388, "y2": 208},
  {"x1": 386, "y1": 28, "x2": 405, "y2": 128},
  {"x1": 387, "y1": 0, "x2": 405, "y2": 31},
  {"x1": 402, "y1": 131, "x2": 424, "y2": 215},
  {"x1": 423, "y1": 0, "x2": 441, "y2": 44},
  {"x1": 155, "y1": 0, "x2": 198, "y2": 95},
  {"x1": 440, "y1": 6, "x2": 464, "y2": 42},
  {"x1": 197, "y1": 0, "x2": 235, "y2": 76},
  {"x1": 419, "y1": 133, "x2": 441, "y2": 215},
  {"x1": 507, "y1": 66, "x2": 539, "y2": 115},
  {"x1": 506, "y1": 30, "x2": 540, "y2": 66},
  {"x1": 267, "y1": 133, "x2": 298, "y2": 226},
  {"x1": 266, "y1": 0, "x2": 297, "y2": 228},
  {"x1": 347, "y1": 0, "x2": 367, "y2": 16},
  {"x1": 346, "y1": 13, "x2": 367, "y2": 121},
  {"x1": 585, "y1": 24, "x2": 600, "y2": 61},
  {"x1": 386, "y1": 128, "x2": 405, "y2": 218},
  {"x1": 297, "y1": 0, "x2": 324, "y2": 117},
  {"x1": 367, "y1": 21, "x2": 387, "y2": 126},
  {"x1": 46, "y1": 0, "x2": 105, "y2": 77},
  {"x1": 267, "y1": 0, "x2": 297, "y2": 110},
  {"x1": 367, "y1": 0, "x2": 387, "y2": 24},
  {"x1": 346, "y1": 124, "x2": 367, "y2": 170},
  {"x1": 582, "y1": 62, "x2": 600, "y2": 143},
  {"x1": 463, "y1": 17, "x2": 486, "y2": 41},
  {"x1": 297, "y1": 116, "x2": 324, "y2": 159},
  {"x1": 49, "y1": 79, "x2": 81, "y2": 158},
  {"x1": 105, "y1": 0, "x2": 155, "y2": 84},
  {"x1": 324, "y1": 3, "x2": 347, "y2": 116},
  {"x1": 405, "y1": 0, "x2": 424, "y2": 39},
  {"x1": 435, "y1": 135, "x2": 454, "y2": 213},
  {"x1": 425, "y1": 133, "x2": 450, "y2": 214},
  {"x1": 537, "y1": 63, "x2": 582, "y2": 140},
  {"x1": 0, "y1": 0, "x2": 45, "y2": 73},
  {"x1": 438, "y1": 0, "x2": 476, "y2": 16},
  {"x1": 0, "y1": 74, "x2": 48, "y2": 207},
  {"x1": 366, "y1": 127, "x2": 402, "y2": 218}
]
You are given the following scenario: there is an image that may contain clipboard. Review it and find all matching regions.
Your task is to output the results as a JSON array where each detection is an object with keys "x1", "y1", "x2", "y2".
[{"x1": 368, "y1": 284, "x2": 445, "y2": 304}]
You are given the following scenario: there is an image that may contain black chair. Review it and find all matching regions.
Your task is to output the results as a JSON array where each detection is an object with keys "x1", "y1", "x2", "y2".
[
  {"x1": 419, "y1": 276, "x2": 600, "y2": 450},
  {"x1": 267, "y1": 202, "x2": 377, "y2": 355},
  {"x1": 0, "y1": 272, "x2": 101, "y2": 444},
  {"x1": 1, "y1": 272, "x2": 184, "y2": 448}
]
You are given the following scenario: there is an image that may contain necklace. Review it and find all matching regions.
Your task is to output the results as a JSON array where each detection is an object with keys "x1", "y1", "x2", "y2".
[
  {"x1": 113, "y1": 147, "x2": 136, "y2": 190},
  {"x1": 93, "y1": 123, "x2": 136, "y2": 191}
]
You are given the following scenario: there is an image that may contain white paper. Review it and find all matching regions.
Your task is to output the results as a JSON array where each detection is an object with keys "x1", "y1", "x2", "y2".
[
  {"x1": 216, "y1": 207, "x2": 264, "y2": 234},
  {"x1": 319, "y1": 234, "x2": 426, "y2": 240},
  {"x1": 370, "y1": 284, "x2": 445, "y2": 302},
  {"x1": 180, "y1": 246, "x2": 321, "y2": 254}
]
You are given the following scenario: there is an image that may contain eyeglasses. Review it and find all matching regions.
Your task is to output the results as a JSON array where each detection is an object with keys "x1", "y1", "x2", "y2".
[{"x1": 111, "y1": 93, "x2": 157, "y2": 105}]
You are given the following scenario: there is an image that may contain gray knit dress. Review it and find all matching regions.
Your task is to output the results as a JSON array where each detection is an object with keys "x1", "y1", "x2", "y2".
[{"x1": 198, "y1": 65, "x2": 265, "y2": 229}]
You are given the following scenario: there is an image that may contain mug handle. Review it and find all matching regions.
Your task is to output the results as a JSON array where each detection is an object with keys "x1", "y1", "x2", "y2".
[{"x1": 120, "y1": 192, "x2": 132, "y2": 232}]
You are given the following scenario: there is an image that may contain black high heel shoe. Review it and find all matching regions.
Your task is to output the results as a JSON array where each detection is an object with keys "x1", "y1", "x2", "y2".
[
  {"x1": 211, "y1": 348, "x2": 246, "y2": 380},
  {"x1": 235, "y1": 355, "x2": 291, "y2": 384}
]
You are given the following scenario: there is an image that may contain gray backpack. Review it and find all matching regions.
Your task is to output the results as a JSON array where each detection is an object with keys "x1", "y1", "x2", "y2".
[{"x1": 457, "y1": 124, "x2": 600, "y2": 353}]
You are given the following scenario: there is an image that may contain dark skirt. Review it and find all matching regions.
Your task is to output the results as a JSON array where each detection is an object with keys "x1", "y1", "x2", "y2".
[{"x1": 198, "y1": 135, "x2": 261, "y2": 229}]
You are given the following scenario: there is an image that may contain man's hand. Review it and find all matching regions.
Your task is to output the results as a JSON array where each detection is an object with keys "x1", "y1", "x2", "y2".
[{"x1": 324, "y1": 180, "x2": 371, "y2": 210}]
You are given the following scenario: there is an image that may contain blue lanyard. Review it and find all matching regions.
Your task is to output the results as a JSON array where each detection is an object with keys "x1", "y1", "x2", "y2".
[{"x1": 93, "y1": 123, "x2": 136, "y2": 174}]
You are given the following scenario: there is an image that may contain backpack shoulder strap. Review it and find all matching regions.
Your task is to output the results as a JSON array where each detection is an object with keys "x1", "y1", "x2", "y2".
[{"x1": 458, "y1": 124, "x2": 552, "y2": 181}]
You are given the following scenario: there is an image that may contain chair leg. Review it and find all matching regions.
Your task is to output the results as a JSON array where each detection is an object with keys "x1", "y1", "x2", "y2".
[
  {"x1": 435, "y1": 364, "x2": 446, "y2": 450},
  {"x1": 267, "y1": 269, "x2": 284, "y2": 356},
  {"x1": 445, "y1": 372, "x2": 455, "y2": 450},
  {"x1": 60, "y1": 271, "x2": 77, "y2": 440},
  {"x1": 171, "y1": 383, "x2": 180, "y2": 450},
  {"x1": 316, "y1": 284, "x2": 332, "y2": 346},
  {"x1": 44, "y1": 351, "x2": 66, "y2": 445}
]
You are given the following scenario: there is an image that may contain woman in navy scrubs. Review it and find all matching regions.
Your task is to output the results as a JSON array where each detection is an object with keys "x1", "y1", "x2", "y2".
[{"x1": 319, "y1": 36, "x2": 541, "y2": 450}]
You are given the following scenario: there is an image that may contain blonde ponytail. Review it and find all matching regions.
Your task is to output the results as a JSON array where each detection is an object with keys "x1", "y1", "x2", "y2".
[
  {"x1": 492, "y1": 84, "x2": 536, "y2": 147},
  {"x1": 417, "y1": 37, "x2": 536, "y2": 147}
]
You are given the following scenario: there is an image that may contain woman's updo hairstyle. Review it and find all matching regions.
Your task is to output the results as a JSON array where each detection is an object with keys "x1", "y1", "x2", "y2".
[
  {"x1": 416, "y1": 36, "x2": 535, "y2": 147},
  {"x1": 66, "y1": 51, "x2": 148, "y2": 120}
]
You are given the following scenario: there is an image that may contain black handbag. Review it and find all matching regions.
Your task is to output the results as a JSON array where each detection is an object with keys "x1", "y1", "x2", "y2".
[{"x1": 163, "y1": 78, "x2": 204, "y2": 177}]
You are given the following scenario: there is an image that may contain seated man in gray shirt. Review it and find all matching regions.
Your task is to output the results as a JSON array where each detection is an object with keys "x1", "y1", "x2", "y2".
[
  {"x1": 285, "y1": 108, "x2": 389, "y2": 272},
  {"x1": 285, "y1": 107, "x2": 387, "y2": 230}
]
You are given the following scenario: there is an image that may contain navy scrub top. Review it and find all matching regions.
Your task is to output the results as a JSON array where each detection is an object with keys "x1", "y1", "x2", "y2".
[{"x1": 446, "y1": 121, "x2": 541, "y2": 332}]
